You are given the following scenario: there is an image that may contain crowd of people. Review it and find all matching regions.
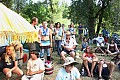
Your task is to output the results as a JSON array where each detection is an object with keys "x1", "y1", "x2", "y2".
[{"x1": 0, "y1": 17, "x2": 120, "y2": 80}]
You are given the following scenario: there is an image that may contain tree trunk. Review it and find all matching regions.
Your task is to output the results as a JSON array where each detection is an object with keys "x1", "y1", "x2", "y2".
[
  {"x1": 88, "y1": 17, "x2": 95, "y2": 38},
  {"x1": 96, "y1": 10, "x2": 104, "y2": 36}
]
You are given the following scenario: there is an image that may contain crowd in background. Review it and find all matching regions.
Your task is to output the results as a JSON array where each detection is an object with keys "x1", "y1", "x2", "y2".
[{"x1": 0, "y1": 17, "x2": 120, "y2": 80}]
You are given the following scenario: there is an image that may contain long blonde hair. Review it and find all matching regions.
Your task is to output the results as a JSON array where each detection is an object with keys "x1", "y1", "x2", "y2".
[{"x1": 5, "y1": 46, "x2": 16, "y2": 63}]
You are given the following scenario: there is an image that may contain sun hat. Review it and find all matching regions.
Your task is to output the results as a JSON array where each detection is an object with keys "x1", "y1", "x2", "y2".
[
  {"x1": 66, "y1": 31, "x2": 71, "y2": 36},
  {"x1": 63, "y1": 57, "x2": 79, "y2": 66}
]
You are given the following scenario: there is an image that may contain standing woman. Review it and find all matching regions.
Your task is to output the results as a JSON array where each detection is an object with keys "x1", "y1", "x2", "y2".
[
  {"x1": 53, "y1": 22, "x2": 64, "y2": 55},
  {"x1": 39, "y1": 21, "x2": 52, "y2": 61},
  {"x1": 69, "y1": 22, "x2": 76, "y2": 40},
  {"x1": 2, "y1": 46, "x2": 23, "y2": 80}
]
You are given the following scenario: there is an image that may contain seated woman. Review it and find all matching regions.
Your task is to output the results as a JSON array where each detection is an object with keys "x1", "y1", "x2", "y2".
[
  {"x1": 106, "y1": 39, "x2": 119, "y2": 55},
  {"x1": 10, "y1": 41, "x2": 23, "y2": 67},
  {"x1": 2, "y1": 45, "x2": 23, "y2": 80},
  {"x1": 82, "y1": 46, "x2": 98, "y2": 77}
]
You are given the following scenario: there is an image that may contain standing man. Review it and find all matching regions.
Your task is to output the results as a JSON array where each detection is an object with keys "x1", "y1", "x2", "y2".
[
  {"x1": 27, "y1": 17, "x2": 38, "y2": 58},
  {"x1": 78, "y1": 23, "x2": 84, "y2": 41},
  {"x1": 39, "y1": 21, "x2": 52, "y2": 61}
]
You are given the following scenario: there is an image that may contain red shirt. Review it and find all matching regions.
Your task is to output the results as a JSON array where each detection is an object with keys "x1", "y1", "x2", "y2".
[{"x1": 84, "y1": 53, "x2": 95, "y2": 58}]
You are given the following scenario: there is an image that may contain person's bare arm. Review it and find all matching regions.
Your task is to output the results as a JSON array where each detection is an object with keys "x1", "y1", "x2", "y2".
[
  {"x1": 20, "y1": 44, "x2": 23, "y2": 58},
  {"x1": 10, "y1": 61, "x2": 18, "y2": 71},
  {"x1": 62, "y1": 30, "x2": 64, "y2": 40},
  {"x1": 29, "y1": 69, "x2": 44, "y2": 75},
  {"x1": 38, "y1": 29, "x2": 42, "y2": 46},
  {"x1": 92, "y1": 53, "x2": 98, "y2": 62},
  {"x1": 77, "y1": 78, "x2": 81, "y2": 80},
  {"x1": 116, "y1": 61, "x2": 120, "y2": 65},
  {"x1": 82, "y1": 53, "x2": 88, "y2": 61},
  {"x1": 49, "y1": 29, "x2": 52, "y2": 47}
]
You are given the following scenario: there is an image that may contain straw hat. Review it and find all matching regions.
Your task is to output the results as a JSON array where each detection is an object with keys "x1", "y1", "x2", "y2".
[
  {"x1": 63, "y1": 57, "x2": 78, "y2": 66},
  {"x1": 66, "y1": 31, "x2": 71, "y2": 36}
]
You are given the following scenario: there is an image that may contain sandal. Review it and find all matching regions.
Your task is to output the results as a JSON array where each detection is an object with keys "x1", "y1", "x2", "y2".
[{"x1": 98, "y1": 76, "x2": 102, "y2": 80}]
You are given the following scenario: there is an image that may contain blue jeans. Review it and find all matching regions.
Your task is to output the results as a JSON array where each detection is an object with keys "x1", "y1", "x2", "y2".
[
  {"x1": 118, "y1": 63, "x2": 120, "y2": 69},
  {"x1": 40, "y1": 48, "x2": 50, "y2": 58},
  {"x1": 55, "y1": 40, "x2": 62, "y2": 55}
]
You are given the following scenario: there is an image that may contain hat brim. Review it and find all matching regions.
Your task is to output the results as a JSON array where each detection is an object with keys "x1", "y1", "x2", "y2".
[
  {"x1": 63, "y1": 61, "x2": 79, "y2": 66},
  {"x1": 66, "y1": 34, "x2": 71, "y2": 36}
]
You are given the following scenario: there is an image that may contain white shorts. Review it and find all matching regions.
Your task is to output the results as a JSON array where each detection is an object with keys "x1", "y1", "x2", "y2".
[{"x1": 22, "y1": 73, "x2": 44, "y2": 80}]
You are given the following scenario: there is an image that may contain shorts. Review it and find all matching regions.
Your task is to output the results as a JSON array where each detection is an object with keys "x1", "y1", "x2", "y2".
[{"x1": 63, "y1": 49, "x2": 75, "y2": 55}]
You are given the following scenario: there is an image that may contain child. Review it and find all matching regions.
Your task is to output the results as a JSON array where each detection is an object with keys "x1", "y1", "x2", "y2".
[{"x1": 81, "y1": 38, "x2": 88, "y2": 51}]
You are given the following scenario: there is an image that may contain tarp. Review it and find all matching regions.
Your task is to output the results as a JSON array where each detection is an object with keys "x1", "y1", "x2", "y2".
[{"x1": 0, "y1": 3, "x2": 38, "y2": 44}]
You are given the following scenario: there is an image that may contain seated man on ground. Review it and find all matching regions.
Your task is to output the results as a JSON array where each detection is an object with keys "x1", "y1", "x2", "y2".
[
  {"x1": 106, "y1": 39, "x2": 119, "y2": 55},
  {"x1": 60, "y1": 31, "x2": 78, "y2": 61},
  {"x1": 98, "y1": 58, "x2": 115, "y2": 80},
  {"x1": 95, "y1": 33, "x2": 106, "y2": 54},
  {"x1": 56, "y1": 57, "x2": 81, "y2": 80},
  {"x1": 82, "y1": 46, "x2": 98, "y2": 77},
  {"x1": 22, "y1": 50, "x2": 45, "y2": 80}
]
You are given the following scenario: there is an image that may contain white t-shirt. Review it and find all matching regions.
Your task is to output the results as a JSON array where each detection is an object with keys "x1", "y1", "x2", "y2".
[
  {"x1": 96, "y1": 36, "x2": 104, "y2": 47},
  {"x1": 27, "y1": 58, "x2": 45, "y2": 72},
  {"x1": 61, "y1": 38, "x2": 78, "y2": 49},
  {"x1": 56, "y1": 67, "x2": 80, "y2": 80}
]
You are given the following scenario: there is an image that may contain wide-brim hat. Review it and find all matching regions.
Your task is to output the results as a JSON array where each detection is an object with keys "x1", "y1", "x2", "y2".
[
  {"x1": 66, "y1": 31, "x2": 71, "y2": 36},
  {"x1": 63, "y1": 57, "x2": 79, "y2": 66}
]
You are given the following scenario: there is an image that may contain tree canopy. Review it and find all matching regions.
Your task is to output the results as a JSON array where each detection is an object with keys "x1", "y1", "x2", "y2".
[{"x1": 1, "y1": 0, "x2": 120, "y2": 37}]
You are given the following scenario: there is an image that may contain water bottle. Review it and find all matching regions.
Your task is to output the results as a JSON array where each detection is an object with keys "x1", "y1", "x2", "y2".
[{"x1": 81, "y1": 67, "x2": 84, "y2": 76}]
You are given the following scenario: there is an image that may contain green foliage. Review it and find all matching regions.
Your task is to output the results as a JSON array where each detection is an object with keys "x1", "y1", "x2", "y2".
[
  {"x1": 48, "y1": 0, "x2": 67, "y2": 23},
  {"x1": 13, "y1": 0, "x2": 29, "y2": 13},
  {"x1": 1, "y1": 0, "x2": 14, "y2": 8},
  {"x1": 21, "y1": 2, "x2": 51, "y2": 23},
  {"x1": 68, "y1": 0, "x2": 117, "y2": 38}
]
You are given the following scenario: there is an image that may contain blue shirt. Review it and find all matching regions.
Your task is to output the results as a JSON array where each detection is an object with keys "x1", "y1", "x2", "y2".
[{"x1": 78, "y1": 26, "x2": 83, "y2": 34}]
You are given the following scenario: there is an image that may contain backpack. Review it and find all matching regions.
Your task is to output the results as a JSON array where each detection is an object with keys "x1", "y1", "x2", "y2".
[{"x1": 0, "y1": 46, "x2": 6, "y2": 57}]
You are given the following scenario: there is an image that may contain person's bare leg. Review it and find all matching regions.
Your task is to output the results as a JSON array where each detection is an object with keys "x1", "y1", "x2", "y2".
[
  {"x1": 60, "y1": 51, "x2": 66, "y2": 61},
  {"x1": 107, "y1": 62, "x2": 115, "y2": 78},
  {"x1": 91, "y1": 61, "x2": 97, "y2": 77},
  {"x1": 98, "y1": 61, "x2": 103, "y2": 77},
  {"x1": 70, "y1": 52, "x2": 75, "y2": 58},
  {"x1": 99, "y1": 47, "x2": 105, "y2": 54},
  {"x1": 12, "y1": 67, "x2": 23, "y2": 76},
  {"x1": 83, "y1": 60, "x2": 91, "y2": 76}
]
